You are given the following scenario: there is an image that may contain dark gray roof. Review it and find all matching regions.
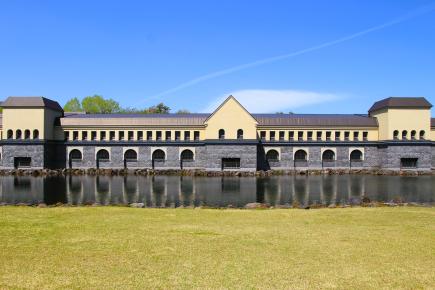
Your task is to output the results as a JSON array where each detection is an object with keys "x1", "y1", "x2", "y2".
[
  {"x1": 368, "y1": 97, "x2": 432, "y2": 113},
  {"x1": 60, "y1": 113, "x2": 378, "y2": 127},
  {"x1": 61, "y1": 113, "x2": 210, "y2": 126},
  {"x1": 1, "y1": 97, "x2": 63, "y2": 111},
  {"x1": 253, "y1": 114, "x2": 378, "y2": 127}
]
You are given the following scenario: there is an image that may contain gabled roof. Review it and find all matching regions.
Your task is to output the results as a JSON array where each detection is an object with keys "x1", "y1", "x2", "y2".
[
  {"x1": 368, "y1": 97, "x2": 432, "y2": 113},
  {"x1": 1, "y1": 96, "x2": 63, "y2": 112},
  {"x1": 253, "y1": 114, "x2": 378, "y2": 127},
  {"x1": 204, "y1": 95, "x2": 258, "y2": 124}
]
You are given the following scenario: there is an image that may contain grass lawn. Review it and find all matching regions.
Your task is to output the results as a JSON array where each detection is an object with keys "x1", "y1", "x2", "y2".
[{"x1": 0, "y1": 207, "x2": 434, "y2": 289}]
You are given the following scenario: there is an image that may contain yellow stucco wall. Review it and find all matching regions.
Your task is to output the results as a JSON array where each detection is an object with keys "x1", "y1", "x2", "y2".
[
  {"x1": 204, "y1": 96, "x2": 258, "y2": 139},
  {"x1": 372, "y1": 108, "x2": 431, "y2": 140}
]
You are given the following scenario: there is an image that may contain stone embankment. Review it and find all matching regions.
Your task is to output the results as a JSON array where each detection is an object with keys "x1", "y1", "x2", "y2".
[{"x1": 0, "y1": 168, "x2": 433, "y2": 177}]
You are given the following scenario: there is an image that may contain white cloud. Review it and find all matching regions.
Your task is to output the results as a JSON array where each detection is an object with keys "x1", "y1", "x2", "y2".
[{"x1": 202, "y1": 89, "x2": 342, "y2": 113}]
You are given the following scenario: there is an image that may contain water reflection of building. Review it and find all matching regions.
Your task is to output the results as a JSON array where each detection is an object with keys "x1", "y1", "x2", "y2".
[
  {"x1": 151, "y1": 176, "x2": 167, "y2": 207},
  {"x1": 67, "y1": 176, "x2": 83, "y2": 205},
  {"x1": 123, "y1": 176, "x2": 139, "y2": 204},
  {"x1": 179, "y1": 176, "x2": 196, "y2": 207},
  {"x1": 95, "y1": 176, "x2": 111, "y2": 205}
]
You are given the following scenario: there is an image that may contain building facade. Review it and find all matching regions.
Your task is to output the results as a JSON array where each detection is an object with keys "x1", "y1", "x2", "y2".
[{"x1": 0, "y1": 95, "x2": 434, "y2": 171}]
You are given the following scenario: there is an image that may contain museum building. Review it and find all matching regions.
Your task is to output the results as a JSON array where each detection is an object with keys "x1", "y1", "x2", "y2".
[{"x1": 0, "y1": 95, "x2": 434, "y2": 171}]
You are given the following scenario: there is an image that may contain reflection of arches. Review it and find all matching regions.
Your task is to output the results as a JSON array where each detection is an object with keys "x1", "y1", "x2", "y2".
[
  {"x1": 123, "y1": 176, "x2": 139, "y2": 204},
  {"x1": 67, "y1": 176, "x2": 83, "y2": 205},
  {"x1": 95, "y1": 176, "x2": 111, "y2": 205},
  {"x1": 294, "y1": 150, "x2": 307, "y2": 161},
  {"x1": 322, "y1": 150, "x2": 335, "y2": 161},
  {"x1": 266, "y1": 149, "x2": 279, "y2": 161}
]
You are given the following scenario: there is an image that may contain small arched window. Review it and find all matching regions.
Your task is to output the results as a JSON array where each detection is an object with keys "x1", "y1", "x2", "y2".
[
  {"x1": 419, "y1": 130, "x2": 425, "y2": 140},
  {"x1": 180, "y1": 149, "x2": 194, "y2": 161},
  {"x1": 96, "y1": 149, "x2": 110, "y2": 161},
  {"x1": 152, "y1": 149, "x2": 165, "y2": 161},
  {"x1": 350, "y1": 150, "x2": 363, "y2": 161},
  {"x1": 33, "y1": 130, "x2": 39, "y2": 139},
  {"x1": 410, "y1": 130, "x2": 416, "y2": 140},
  {"x1": 24, "y1": 130, "x2": 30, "y2": 139},
  {"x1": 7, "y1": 130, "x2": 13, "y2": 139},
  {"x1": 322, "y1": 150, "x2": 335, "y2": 161},
  {"x1": 237, "y1": 129, "x2": 243, "y2": 140},
  {"x1": 393, "y1": 130, "x2": 399, "y2": 140},
  {"x1": 69, "y1": 149, "x2": 83, "y2": 160},
  {"x1": 294, "y1": 149, "x2": 307, "y2": 161},
  {"x1": 219, "y1": 129, "x2": 225, "y2": 140},
  {"x1": 16, "y1": 130, "x2": 22, "y2": 139},
  {"x1": 266, "y1": 149, "x2": 279, "y2": 161},
  {"x1": 124, "y1": 149, "x2": 137, "y2": 161},
  {"x1": 402, "y1": 130, "x2": 408, "y2": 140}
]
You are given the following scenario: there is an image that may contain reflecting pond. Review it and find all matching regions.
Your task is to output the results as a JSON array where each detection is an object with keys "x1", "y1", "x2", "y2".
[{"x1": 0, "y1": 175, "x2": 434, "y2": 207}]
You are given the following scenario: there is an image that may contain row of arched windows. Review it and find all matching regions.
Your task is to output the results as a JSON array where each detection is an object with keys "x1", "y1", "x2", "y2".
[
  {"x1": 265, "y1": 149, "x2": 363, "y2": 162},
  {"x1": 393, "y1": 130, "x2": 425, "y2": 140},
  {"x1": 7, "y1": 129, "x2": 39, "y2": 140},
  {"x1": 69, "y1": 149, "x2": 195, "y2": 162},
  {"x1": 218, "y1": 129, "x2": 244, "y2": 140}
]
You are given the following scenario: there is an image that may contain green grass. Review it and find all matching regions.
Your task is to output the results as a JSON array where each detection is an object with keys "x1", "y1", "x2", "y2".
[{"x1": 0, "y1": 207, "x2": 434, "y2": 289}]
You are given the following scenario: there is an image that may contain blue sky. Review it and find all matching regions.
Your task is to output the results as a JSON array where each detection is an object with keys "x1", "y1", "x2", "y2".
[{"x1": 1, "y1": 0, "x2": 434, "y2": 115}]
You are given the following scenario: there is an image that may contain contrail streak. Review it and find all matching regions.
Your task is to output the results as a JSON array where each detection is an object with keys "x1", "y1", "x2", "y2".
[{"x1": 136, "y1": 3, "x2": 435, "y2": 104}]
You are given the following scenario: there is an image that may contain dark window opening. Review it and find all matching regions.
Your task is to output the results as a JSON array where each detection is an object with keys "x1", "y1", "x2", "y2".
[
  {"x1": 16, "y1": 130, "x2": 22, "y2": 139},
  {"x1": 326, "y1": 131, "x2": 331, "y2": 141},
  {"x1": 401, "y1": 158, "x2": 417, "y2": 169},
  {"x1": 402, "y1": 130, "x2": 407, "y2": 140},
  {"x1": 294, "y1": 150, "x2": 307, "y2": 161},
  {"x1": 101, "y1": 131, "x2": 107, "y2": 141},
  {"x1": 152, "y1": 149, "x2": 165, "y2": 161},
  {"x1": 270, "y1": 131, "x2": 275, "y2": 141},
  {"x1": 137, "y1": 131, "x2": 143, "y2": 140},
  {"x1": 222, "y1": 158, "x2": 240, "y2": 169},
  {"x1": 73, "y1": 131, "x2": 78, "y2": 141},
  {"x1": 124, "y1": 149, "x2": 137, "y2": 161},
  {"x1": 119, "y1": 131, "x2": 125, "y2": 141},
  {"x1": 184, "y1": 131, "x2": 190, "y2": 141},
  {"x1": 180, "y1": 149, "x2": 194, "y2": 161},
  {"x1": 279, "y1": 131, "x2": 284, "y2": 141},
  {"x1": 322, "y1": 150, "x2": 335, "y2": 161},
  {"x1": 419, "y1": 130, "x2": 425, "y2": 140},
  {"x1": 165, "y1": 131, "x2": 171, "y2": 141},
  {"x1": 266, "y1": 150, "x2": 279, "y2": 161},
  {"x1": 344, "y1": 131, "x2": 350, "y2": 141},
  {"x1": 363, "y1": 131, "x2": 368, "y2": 141},
  {"x1": 175, "y1": 131, "x2": 181, "y2": 141},
  {"x1": 146, "y1": 131, "x2": 152, "y2": 141},
  {"x1": 14, "y1": 157, "x2": 31, "y2": 168},
  {"x1": 194, "y1": 131, "x2": 200, "y2": 141},
  {"x1": 156, "y1": 131, "x2": 162, "y2": 141},
  {"x1": 69, "y1": 149, "x2": 82, "y2": 161},
  {"x1": 260, "y1": 131, "x2": 266, "y2": 140},
  {"x1": 128, "y1": 131, "x2": 134, "y2": 141},
  {"x1": 353, "y1": 131, "x2": 359, "y2": 141},
  {"x1": 393, "y1": 130, "x2": 399, "y2": 140},
  {"x1": 82, "y1": 131, "x2": 88, "y2": 140},
  {"x1": 298, "y1": 131, "x2": 303, "y2": 141},
  {"x1": 110, "y1": 131, "x2": 116, "y2": 141},
  {"x1": 96, "y1": 149, "x2": 110, "y2": 161},
  {"x1": 7, "y1": 130, "x2": 13, "y2": 139},
  {"x1": 219, "y1": 129, "x2": 225, "y2": 140},
  {"x1": 350, "y1": 150, "x2": 363, "y2": 161},
  {"x1": 316, "y1": 131, "x2": 322, "y2": 141},
  {"x1": 289, "y1": 131, "x2": 294, "y2": 141},
  {"x1": 307, "y1": 131, "x2": 313, "y2": 141},
  {"x1": 24, "y1": 130, "x2": 30, "y2": 140},
  {"x1": 335, "y1": 131, "x2": 340, "y2": 141},
  {"x1": 64, "y1": 131, "x2": 69, "y2": 141},
  {"x1": 237, "y1": 129, "x2": 244, "y2": 140},
  {"x1": 91, "y1": 131, "x2": 97, "y2": 141},
  {"x1": 410, "y1": 130, "x2": 416, "y2": 140},
  {"x1": 33, "y1": 130, "x2": 39, "y2": 140}
]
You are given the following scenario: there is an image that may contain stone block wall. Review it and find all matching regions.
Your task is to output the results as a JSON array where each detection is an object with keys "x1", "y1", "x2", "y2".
[
  {"x1": 378, "y1": 144, "x2": 432, "y2": 170},
  {"x1": 2, "y1": 144, "x2": 45, "y2": 169}
]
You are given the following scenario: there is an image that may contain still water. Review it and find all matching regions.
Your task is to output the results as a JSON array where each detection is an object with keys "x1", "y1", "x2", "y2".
[{"x1": 0, "y1": 175, "x2": 433, "y2": 207}]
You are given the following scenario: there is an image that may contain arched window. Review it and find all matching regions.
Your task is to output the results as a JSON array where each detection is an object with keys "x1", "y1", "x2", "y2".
[
  {"x1": 180, "y1": 149, "x2": 194, "y2": 161},
  {"x1": 152, "y1": 149, "x2": 165, "y2": 161},
  {"x1": 124, "y1": 149, "x2": 137, "y2": 161},
  {"x1": 393, "y1": 130, "x2": 399, "y2": 140},
  {"x1": 266, "y1": 149, "x2": 279, "y2": 161},
  {"x1": 96, "y1": 149, "x2": 110, "y2": 161},
  {"x1": 419, "y1": 130, "x2": 425, "y2": 140},
  {"x1": 322, "y1": 150, "x2": 335, "y2": 161},
  {"x1": 219, "y1": 129, "x2": 225, "y2": 140},
  {"x1": 237, "y1": 129, "x2": 243, "y2": 140},
  {"x1": 350, "y1": 150, "x2": 363, "y2": 161},
  {"x1": 69, "y1": 149, "x2": 83, "y2": 160},
  {"x1": 294, "y1": 149, "x2": 307, "y2": 161},
  {"x1": 16, "y1": 130, "x2": 22, "y2": 139},
  {"x1": 33, "y1": 130, "x2": 39, "y2": 139},
  {"x1": 24, "y1": 130, "x2": 30, "y2": 139},
  {"x1": 402, "y1": 130, "x2": 407, "y2": 140},
  {"x1": 411, "y1": 130, "x2": 416, "y2": 140},
  {"x1": 7, "y1": 130, "x2": 13, "y2": 139}
]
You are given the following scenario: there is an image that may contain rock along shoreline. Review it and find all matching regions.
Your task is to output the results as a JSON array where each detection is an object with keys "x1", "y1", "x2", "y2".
[{"x1": 0, "y1": 168, "x2": 434, "y2": 177}]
